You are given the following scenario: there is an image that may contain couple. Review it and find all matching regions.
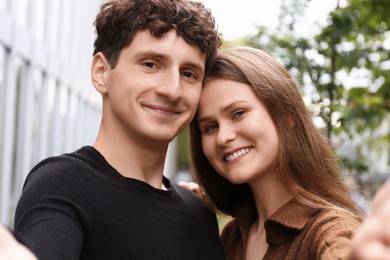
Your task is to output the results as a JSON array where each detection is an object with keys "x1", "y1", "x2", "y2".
[{"x1": 1, "y1": 0, "x2": 365, "y2": 259}]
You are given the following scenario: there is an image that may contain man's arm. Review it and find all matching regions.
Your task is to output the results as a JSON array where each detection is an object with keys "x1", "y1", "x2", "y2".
[
  {"x1": 349, "y1": 178, "x2": 390, "y2": 260},
  {"x1": 14, "y1": 160, "x2": 90, "y2": 260}
]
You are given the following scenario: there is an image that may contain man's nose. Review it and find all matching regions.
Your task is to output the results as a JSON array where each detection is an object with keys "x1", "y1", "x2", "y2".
[{"x1": 155, "y1": 69, "x2": 181, "y2": 101}]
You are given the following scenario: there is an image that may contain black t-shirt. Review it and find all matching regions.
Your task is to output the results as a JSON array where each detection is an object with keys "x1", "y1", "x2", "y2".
[{"x1": 14, "y1": 146, "x2": 225, "y2": 260}]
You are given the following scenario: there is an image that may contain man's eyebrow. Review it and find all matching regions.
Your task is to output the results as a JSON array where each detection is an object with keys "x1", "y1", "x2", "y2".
[
  {"x1": 133, "y1": 50, "x2": 166, "y2": 60},
  {"x1": 133, "y1": 50, "x2": 204, "y2": 73},
  {"x1": 185, "y1": 61, "x2": 204, "y2": 74}
]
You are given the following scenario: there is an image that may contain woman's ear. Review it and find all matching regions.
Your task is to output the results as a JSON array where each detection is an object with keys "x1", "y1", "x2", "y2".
[
  {"x1": 286, "y1": 116, "x2": 296, "y2": 128},
  {"x1": 91, "y1": 52, "x2": 110, "y2": 94}
]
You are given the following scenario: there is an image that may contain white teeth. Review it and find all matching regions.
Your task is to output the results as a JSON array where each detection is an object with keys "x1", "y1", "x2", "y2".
[{"x1": 225, "y1": 147, "x2": 252, "y2": 162}]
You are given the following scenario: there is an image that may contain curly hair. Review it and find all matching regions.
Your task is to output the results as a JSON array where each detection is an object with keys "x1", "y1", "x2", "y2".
[{"x1": 93, "y1": 0, "x2": 221, "y2": 69}]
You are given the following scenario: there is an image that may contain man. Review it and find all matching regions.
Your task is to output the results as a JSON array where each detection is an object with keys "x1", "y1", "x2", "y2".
[{"x1": 12, "y1": 0, "x2": 223, "y2": 259}]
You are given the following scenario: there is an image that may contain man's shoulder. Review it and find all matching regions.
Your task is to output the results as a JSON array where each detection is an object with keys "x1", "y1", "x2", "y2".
[
  {"x1": 171, "y1": 181, "x2": 202, "y2": 203},
  {"x1": 18, "y1": 147, "x2": 102, "y2": 207},
  {"x1": 26, "y1": 146, "x2": 98, "y2": 184},
  {"x1": 170, "y1": 181, "x2": 217, "y2": 219}
]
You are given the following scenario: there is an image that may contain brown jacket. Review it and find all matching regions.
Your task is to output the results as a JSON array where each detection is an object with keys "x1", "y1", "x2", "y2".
[{"x1": 221, "y1": 198, "x2": 361, "y2": 260}]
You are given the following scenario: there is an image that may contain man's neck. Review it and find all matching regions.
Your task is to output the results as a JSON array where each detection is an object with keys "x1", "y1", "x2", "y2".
[{"x1": 93, "y1": 129, "x2": 169, "y2": 189}]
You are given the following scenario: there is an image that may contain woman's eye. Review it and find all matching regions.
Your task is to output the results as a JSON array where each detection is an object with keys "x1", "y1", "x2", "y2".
[
  {"x1": 204, "y1": 123, "x2": 217, "y2": 133},
  {"x1": 233, "y1": 110, "x2": 245, "y2": 119}
]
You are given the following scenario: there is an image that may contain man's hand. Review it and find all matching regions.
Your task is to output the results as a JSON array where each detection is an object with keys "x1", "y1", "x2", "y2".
[
  {"x1": 0, "y1": 224, "x2": 37, "y2": 260},
  {"x1": 349, "y1": 179, "x2": 390, "y2": 260}
]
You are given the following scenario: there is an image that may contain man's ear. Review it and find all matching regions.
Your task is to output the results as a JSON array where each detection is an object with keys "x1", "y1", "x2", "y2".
[{"x1": 91, "y1": 52, "x2": 111, "y2": 94}]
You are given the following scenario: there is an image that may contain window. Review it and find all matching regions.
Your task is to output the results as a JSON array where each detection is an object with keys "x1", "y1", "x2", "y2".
[
  {"x1": 46, "y1": 77, "x2": 57, "y2": 155},
  {"x1": 15, "y1": 0, "x2": 29, "y2": 28},
  {"x1": 65, "y1": 89, "x2": 78, "y2": 151},
  {"x1": 10, "y1": 57, "x2": 27, "y2": 197},
  {"x1": 56, "y1": 84, "x2": 68, "y2": 153},
  {"x1": 31, "y1": 69, "x2": 43, "y2": 165},
  {"x1": 0, "y1": 46, "x2": 6, "y2": 163},
  {"x1": 46, "y1": 0, "x2": 60, "y2": 52},
  {"x1": 33, "y1": 0, "x2": 46, "y2": 42},
  {"x1": 0, "y1": 0, "x2": 8, "y2": 10}
]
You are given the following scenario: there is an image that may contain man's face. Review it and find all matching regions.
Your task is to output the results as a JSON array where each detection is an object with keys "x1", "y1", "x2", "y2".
[{"x1": 98, "y1": 30, "x2": 206, "y2": 147}]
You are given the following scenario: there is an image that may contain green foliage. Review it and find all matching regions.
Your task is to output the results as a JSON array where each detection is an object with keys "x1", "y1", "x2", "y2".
[
  {"x1": 343, "y1": 87, "x2": 387, "y2": 133},
  {"x1": 177, "y1": 0, "x2": 390, "y2": 183},
  {"x1": 244, "y1": 0, "x2": 390, "y2": 176},
  {"x1": 177, "y1": 127, "x2": 190, "y2": 170}
]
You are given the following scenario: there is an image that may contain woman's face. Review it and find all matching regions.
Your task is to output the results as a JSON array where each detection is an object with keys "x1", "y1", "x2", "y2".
[{"x1": 197, "y1": 78, "x2": 280, "y2": 185}]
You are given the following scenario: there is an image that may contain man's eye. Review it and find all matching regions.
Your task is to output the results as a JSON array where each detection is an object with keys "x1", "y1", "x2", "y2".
[
  {"x1": 182, "y1": 71, "x2": 197, "y2": 81},
  {"x1": 183, "y1": 71, "x2": 194, "y2": 78},
  {"x1": 143, "y1": 62, "x2": 156, "y2": 69}
]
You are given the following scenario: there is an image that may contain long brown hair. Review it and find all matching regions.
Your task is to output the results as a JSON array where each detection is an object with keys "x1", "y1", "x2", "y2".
[{"x1": 190, "y1": 46, "x2": 361, "y2": 217}]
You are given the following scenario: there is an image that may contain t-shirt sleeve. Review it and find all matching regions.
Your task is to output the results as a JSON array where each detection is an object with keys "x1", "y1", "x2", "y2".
[{"x1": 13, "y1": 157, "x2": 94, "y2": 260}]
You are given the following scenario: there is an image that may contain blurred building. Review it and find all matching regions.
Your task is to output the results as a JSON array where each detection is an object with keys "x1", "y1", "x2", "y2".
[{"x1": 0, "y1": 0, "x2": 104, "y2": 226}]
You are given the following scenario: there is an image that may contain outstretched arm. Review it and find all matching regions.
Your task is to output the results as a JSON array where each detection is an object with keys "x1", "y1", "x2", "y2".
[
  {"x1": 0, "y1": 224, "x2": 37, "y2": 260},
  {"x1": 349, "y1": 179, "x2": 390, "y2": 260},
  {"x1": 14, "y1": 160, "x2": 90, "y2": 260}
]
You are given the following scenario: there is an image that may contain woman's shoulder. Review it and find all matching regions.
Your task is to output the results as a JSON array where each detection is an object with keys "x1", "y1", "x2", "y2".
[
  {"x1": 307, "y1": 207, "x2": 361, "y2": 258},
  {"x1": 220, "y1": 217, "x2": 242, "y2": 245},
  {"x1": 313, "y1": 207, "x2": 362, "y2": 230}
]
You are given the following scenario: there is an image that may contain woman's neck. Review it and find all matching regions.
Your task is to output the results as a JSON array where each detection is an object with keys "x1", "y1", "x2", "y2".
[{"x1": 249, "y1": 173, "x2": 293, "y2": 226}]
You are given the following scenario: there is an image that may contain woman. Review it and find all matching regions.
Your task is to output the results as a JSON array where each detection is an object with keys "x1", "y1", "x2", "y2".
[{"x1": 189, "y1": 46, "x2": 362, "y2": 259}]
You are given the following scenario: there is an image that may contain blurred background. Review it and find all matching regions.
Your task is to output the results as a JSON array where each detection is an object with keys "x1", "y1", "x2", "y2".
[{"x1": 0, "y1": 0, "x2": 389, "y2": 228}]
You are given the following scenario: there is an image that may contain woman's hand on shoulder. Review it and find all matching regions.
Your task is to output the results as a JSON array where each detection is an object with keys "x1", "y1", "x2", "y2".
[{"x1": 178, "y1": 181, "x2": 203, "y2": 197}]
